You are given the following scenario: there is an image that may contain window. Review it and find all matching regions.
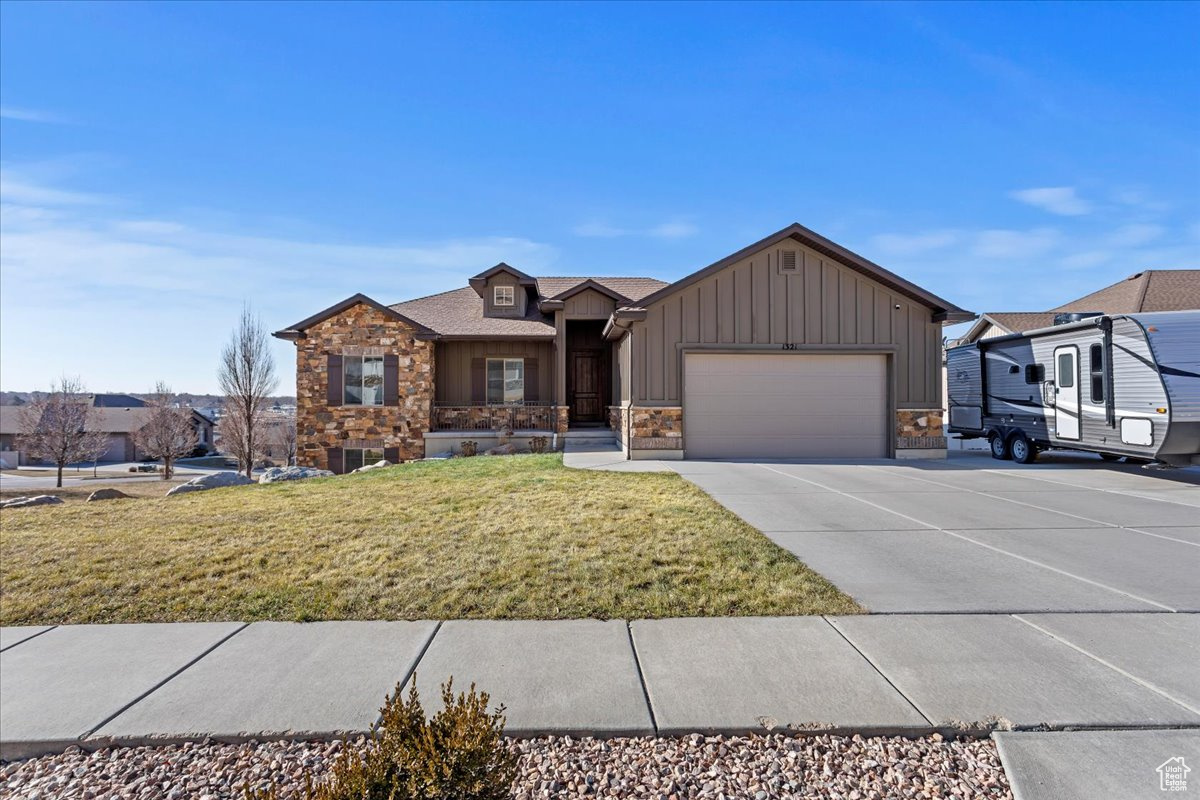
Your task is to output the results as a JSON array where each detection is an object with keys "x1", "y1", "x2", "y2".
[
  {"x1": 344, "y1": 355, "x2": 384, "y2": 406},
  {"x1": 486, "y1": 358, "x2": 524, "y2": 404},
  {"x1": 493, "y1": 285, "x2": 515, "y2": 306},
  {"x1": 1090, "y1": 343, "x2": 1105, "y2": 403},
  {"x1": 344, "y1": 447, "x2": 384, "y2": 473},
  {"x1": 1057, "y1": 352, "x2": 1075, "y2": 388},
  {"x1": 1024, "y1": 364, "x2": 1045, "y2": 384}
]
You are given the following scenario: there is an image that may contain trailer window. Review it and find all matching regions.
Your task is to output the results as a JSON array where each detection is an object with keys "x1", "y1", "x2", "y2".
[
  {"x1": 1057, "y1": 353, "x2": 1075, "y2": 387},
  {"x1": 1024, "y1": 364, "x2": 1045, "y2": 384},
  {"x1": 1090, "y1": 344, "x2": 1104, "y2": 403}
]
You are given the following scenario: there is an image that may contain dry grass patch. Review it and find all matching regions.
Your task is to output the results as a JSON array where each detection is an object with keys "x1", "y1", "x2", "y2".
[
  {"x1": 0, "y1": 478, "x2": 186, "y2": 502},
  {"x1": 0, "y1": 454, "x2": 861, "y2": 624}
]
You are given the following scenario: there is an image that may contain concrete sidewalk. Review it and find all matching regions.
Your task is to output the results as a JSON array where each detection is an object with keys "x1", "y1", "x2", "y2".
[{"x1": 3, "y1": 614, "x2": 1197, "y2": 762}]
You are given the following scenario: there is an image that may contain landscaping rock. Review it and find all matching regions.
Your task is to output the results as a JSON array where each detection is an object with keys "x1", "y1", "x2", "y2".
[
  {"x1": 86, "y1": 488, "x2": 132, "y2": 502},
  {"x1": 1, "y1": 495, "x2": 64, "y2": 509},
  {"x1": 485, "y1": 443, "x2": 518, "y2": 456},
  {"x1": 166, "y1": 471, "x2": 254, "y2": 496},
  {"x1": 350, "y1": 459, "x2": 393, "y2": 474},
  {"x1": 258, "y1": 466, "x2": 335, "y2": 484}
]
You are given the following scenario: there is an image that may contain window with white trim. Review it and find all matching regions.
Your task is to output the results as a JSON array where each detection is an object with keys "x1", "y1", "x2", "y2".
[
  {"x1": 493, "y1": 285, "x2": 515, "y2": 306},
  {"x1": 486, "y1": 358, "x2": 524, "y2": 404},
  {"x1": 344, "y1": 354, "x2": 384, "y2": 406},
  {"x1": 344, "y1": 447, "x2": 384, "y2": 473}
]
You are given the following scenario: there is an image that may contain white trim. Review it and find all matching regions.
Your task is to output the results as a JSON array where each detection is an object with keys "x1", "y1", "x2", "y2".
[{"x1": 493, "y1": 285, "x2": 515, "y2": 306}]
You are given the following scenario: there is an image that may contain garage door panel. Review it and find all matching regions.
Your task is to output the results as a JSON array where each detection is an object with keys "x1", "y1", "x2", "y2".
[{"x1": 684, "y1": 354, "x2": 888, "y2": 459}]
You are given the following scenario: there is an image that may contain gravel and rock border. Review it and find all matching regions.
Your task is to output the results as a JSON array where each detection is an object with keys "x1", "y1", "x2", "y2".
[{"x1": 0, "y1": 733, "x2": 1011, "y2": 799}]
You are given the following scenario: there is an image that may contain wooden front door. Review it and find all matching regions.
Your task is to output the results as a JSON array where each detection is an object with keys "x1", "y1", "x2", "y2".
[{"x1": 569, "y1": 351, "x2": 603, "y2": 423}]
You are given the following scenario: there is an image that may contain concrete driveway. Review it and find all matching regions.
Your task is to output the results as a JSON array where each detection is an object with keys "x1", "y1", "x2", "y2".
[{"x1": 671, "y1": 452, "x2": 1200, "y2": 614}]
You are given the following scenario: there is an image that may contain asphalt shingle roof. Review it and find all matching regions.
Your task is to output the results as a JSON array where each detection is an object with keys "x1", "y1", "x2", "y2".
[{"x1": 390, "y1": 277, "x2": 670, "y2": 338}]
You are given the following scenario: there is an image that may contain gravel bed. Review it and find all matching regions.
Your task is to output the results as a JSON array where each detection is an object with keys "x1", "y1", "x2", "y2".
[{"x1": 1, "y1": 733, "x2": 1011, "y2": 799}]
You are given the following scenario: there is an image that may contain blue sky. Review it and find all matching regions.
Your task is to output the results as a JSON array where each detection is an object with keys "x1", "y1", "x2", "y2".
[{"x1": 2, "y1": 1, "x2": 1197, "y2": 394}]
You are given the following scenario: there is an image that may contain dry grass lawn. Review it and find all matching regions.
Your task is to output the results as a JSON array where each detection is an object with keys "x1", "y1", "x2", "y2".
[
  {"x1": 0, "y1": 477, "x2": 187, "y2": 502},
  {"x1": 0, "y1": 454, "x2": 861, "y2": 624}
]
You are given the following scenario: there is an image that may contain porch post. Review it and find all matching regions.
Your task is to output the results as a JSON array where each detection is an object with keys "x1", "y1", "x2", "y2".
[{"x1": 555, "y1": 310, "x2": 566, "y2": 407}]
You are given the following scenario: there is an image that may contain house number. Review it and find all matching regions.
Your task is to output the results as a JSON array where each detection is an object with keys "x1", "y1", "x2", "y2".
[{"x1": 781, "y1": 343, "x2": 798, "y2": 350}]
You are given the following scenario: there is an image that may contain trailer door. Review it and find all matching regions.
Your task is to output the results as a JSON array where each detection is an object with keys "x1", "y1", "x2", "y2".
[{"x1": 1053, "y1": 346, "x2": 1081, "y2": 441}]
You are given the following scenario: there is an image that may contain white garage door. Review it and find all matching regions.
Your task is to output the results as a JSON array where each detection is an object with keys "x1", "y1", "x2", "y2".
[{"x1": 684, "y1": 353, "x2": 888, "y2": 459}]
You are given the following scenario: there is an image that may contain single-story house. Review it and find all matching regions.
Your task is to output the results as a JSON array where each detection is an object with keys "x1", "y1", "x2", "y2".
[
  {"x1": 274, "y1": 223, "x2": 971, "y2": 471},
  {"x1": 0, "y1": 395, "x2": 215, "y2": 465}
]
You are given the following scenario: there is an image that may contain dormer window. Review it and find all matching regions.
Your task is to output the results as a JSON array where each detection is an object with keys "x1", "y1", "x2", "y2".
[{"x1": 494, "y1": 286, "x2": 515, "y2": 306}]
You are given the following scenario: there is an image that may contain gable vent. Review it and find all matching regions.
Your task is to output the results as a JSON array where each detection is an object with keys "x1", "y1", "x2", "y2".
[{"x1": 781, "y1": 250, "x2": 798, "y2": 272}]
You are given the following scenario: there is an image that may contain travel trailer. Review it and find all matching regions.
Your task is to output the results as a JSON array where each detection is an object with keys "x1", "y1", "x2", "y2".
[{"x1": 946, "y1": 311, "x2": 1200, "y2": 465}]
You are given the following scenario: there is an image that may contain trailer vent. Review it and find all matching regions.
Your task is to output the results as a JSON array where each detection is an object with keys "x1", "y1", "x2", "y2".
[
  {"x1": 780, "y1": 250, "x2": 798, "y2": 272},
  {"x1": 1053, "y1": 312, "x2": 1103, "y2": 326}
]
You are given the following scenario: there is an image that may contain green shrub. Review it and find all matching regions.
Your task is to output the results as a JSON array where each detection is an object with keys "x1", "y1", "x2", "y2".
[{"x1": 248, "y1": 678, "x2": 518, "y2": 800}]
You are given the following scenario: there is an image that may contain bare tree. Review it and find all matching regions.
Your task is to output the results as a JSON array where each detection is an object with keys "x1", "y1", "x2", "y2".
[
  {"x1": 218, "y1": 305, "x2": 278, "y2": 478},
  {"x1": 279, "y1": 416, "x2": 297, "y2": 466},
  {"x1": 16, "y1": 376, "x2": 110, "y2": 488},
  {"x1": 133, "y1": 382, "x2": 198, "y2": 480}
]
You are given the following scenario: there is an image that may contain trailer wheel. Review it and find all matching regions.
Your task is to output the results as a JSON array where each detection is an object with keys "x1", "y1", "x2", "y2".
[
  {"x1": 989, "y1": 433, "x2": 1010, "y2": 460},
  {"x1": 1010, "y1": 433, "x2": 1038, "y2": 464},
  {"x1": 1099, "y1": 453, "x2": 1122, "y2": 462}
]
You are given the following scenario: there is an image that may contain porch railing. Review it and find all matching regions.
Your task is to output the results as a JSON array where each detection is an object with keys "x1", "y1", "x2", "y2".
[{"x1": 431, "y1": 403, "x2": 558, "y2": 432}]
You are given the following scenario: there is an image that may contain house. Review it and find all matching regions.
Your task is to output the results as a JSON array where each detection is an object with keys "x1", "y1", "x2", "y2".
[
  {"x1": 956, "y1": 269, "x2": 1200, "y2": 344},
  {"x1": 0, "y1": 396, "x2": 215, "y2": 465},
  {"x1": 274, "y1": 223, "x2": 971, "y2": 471}
]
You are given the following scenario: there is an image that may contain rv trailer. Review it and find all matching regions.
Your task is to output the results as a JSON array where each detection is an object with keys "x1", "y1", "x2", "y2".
[{"x1": 946, "y1": 310, "x2": 1200, "y2": 465}]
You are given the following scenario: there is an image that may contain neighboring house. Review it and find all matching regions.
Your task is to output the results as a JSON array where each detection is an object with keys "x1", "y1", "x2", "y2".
[
  {"x1": 276, "y1": 223, "x2": 970, "y2": 470},
  {"x1": 955, "y1": 269, "x2": 1200, "y2": 344},
  {"x1": 0, "y1": 398, "x2": 215, "y2": 464}
]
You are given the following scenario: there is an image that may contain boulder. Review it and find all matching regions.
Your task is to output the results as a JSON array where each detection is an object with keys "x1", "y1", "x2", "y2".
[
  {"x1": 258, "y1": 466, "x2": 335, "y2": 484},
  {"x1": 2, "y1": 495, "x2": 64, "y2": 509},
  {"x1": 166, "y1": 471, "x2": 255, "y2": 496},
  {"x1": 484, "y1": 443, "x2": 518, "y2": 456},
  {"x1": 350, "y1": 459, "x2": 393, "y2": 474},
  {"x1": 86, "y1": 488, "x2": 132, "y2": 502}
]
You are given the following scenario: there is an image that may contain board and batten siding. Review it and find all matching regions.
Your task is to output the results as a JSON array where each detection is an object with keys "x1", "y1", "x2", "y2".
[
  {"x1": 435, "y1": 340, "x2": 554, "y2": 404},
  {"x1": 630, "y1": 241, "x2": 943, "y2": 408},
  {"x1": 563, "y1": 288, "x2": 617, "y2": 320}
]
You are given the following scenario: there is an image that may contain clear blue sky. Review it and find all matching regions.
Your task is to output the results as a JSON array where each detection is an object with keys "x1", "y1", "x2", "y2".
[{"x1": 2, "y1": 1, "x2": 1197, "y2": 394}]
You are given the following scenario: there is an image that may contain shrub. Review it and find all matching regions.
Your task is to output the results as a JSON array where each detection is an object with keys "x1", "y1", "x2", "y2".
[
  {"x1": 529, "y1": 436, "x2": 548, "y2": 454},
  {"x1": 247, "y1": 678, "x2": 517, "y2": 800},
  {"x1": 460, "y1": 441, "x2": 478, "y2": 457}
]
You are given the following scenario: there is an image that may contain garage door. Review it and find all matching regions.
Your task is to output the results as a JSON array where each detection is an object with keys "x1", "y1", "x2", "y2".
[
  {"x1": 98, "y1": 434, "x2": 127, "y2": 462},
  {"x1": 684, "y1": 353, "x2": 888, "y2": 459}
]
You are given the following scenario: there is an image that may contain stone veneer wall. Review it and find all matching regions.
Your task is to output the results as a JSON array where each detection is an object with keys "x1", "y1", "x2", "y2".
[
  {"x1": 554, "y1": 406, "x2": 569, "y2": 435},
  {"x1": 895, "y1": 408, "x2": 946, "y2": 450},
  {"x1": 630, "y1": 406, "x2": 683, "y2": 452},
  {"x1": 295, "y1": 303, "x2": 434, "y2": 469},
  {"x1": 608, "y1": 405, "x2": 630, "y2": 447}
]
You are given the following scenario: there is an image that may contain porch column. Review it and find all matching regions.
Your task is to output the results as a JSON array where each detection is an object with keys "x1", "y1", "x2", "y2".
[{"x1": 555, "y1": 309, "x2": 566, "y2": 406}]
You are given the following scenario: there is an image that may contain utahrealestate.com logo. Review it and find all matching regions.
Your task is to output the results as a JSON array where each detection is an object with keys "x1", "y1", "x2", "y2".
[{"x1": 1158, "y1": 757, "x2": 1190, "y2": 792}]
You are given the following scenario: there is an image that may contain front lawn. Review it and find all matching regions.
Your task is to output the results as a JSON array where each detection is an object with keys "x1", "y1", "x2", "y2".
[{"x1": 0, "y1": 454, "x2": 860, "y2": 624}]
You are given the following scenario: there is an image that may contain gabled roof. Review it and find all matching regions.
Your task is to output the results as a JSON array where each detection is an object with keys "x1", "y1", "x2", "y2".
[
  {"x1": 467, "y1": 263, "x2": 538, "y2": 296},
  {"x1": 1053, "y1": 269, "x2": 1200, "y2": 314},
  {"x1": 964, "y1": 269, "x2": 1200, "y2": 342},
  {"x1": 535, "y1": 277, "x2": 669, "y2": 303},
  {"x1": 272, "y1": 293, "x2": 436, "y2": 340},
  {"x1": 390, "y1": 287, "x2": 556, "y2": 339},
  {"x1": 630, "y1": 223, "x2": 973, "y2": 321}
]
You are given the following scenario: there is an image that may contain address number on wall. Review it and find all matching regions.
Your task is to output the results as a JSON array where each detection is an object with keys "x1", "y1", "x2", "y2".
[{"x1": 781, "y1": 343, "x2": 798, "y2": 350}]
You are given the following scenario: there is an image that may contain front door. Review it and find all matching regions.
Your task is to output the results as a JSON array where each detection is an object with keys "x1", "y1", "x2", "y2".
[
  {"x1": 569, "y1": 351, "x2": 602, "y2": 423},
  {"x1": 1053, "y1": 345, "x2": 1080, "y2": 440}
]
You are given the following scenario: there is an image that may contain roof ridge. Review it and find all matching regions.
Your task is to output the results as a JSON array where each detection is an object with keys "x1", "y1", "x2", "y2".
[
  {"x1": 1133, "y1": 270, "x2": 1153, "y2": 312},
  {"x1": 389, "y1": 286, "x2": 472, "y2": 307}
]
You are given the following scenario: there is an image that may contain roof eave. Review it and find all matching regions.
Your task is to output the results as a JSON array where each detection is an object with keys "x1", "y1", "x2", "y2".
[{"x1": 274, "y1": 293, "x2": 435, "y2": 339}]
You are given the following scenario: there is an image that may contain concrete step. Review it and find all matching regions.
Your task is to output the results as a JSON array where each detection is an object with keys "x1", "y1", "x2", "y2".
[{"x1": 563, "y1": 429, "x2": 617, "y2": 441}]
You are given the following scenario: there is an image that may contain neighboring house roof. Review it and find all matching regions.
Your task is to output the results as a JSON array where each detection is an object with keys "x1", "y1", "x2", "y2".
[
  {"x1": 0, "y1": 406, "x2": 24, "y2": 435},
  {"x1": 1052, "y1": 269, "x2": 1200, "y2": 313},
  {"x1": 631, "y1": 223, "x2": 973, "y2": 321},
  {"x1": 963, "y1": 269, "x2": 1200, "y2": 342},
  {"x1": 90, "y1": 393, "x2": 147, "y2": 407},
  {"x1": 0, "y1": 406, "x2": 211, "y2": 436}
]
